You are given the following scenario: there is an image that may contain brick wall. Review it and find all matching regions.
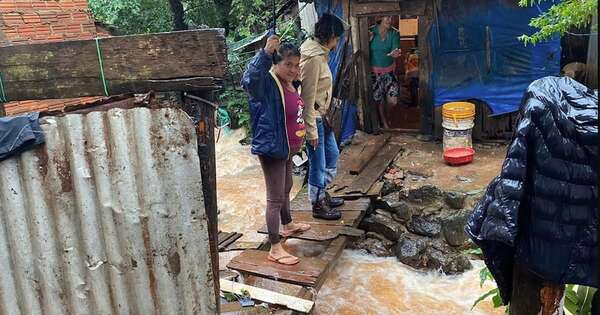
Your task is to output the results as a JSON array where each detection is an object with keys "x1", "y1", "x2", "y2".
[{"x1": 0, "y1": 0, "x2": 102, "y2": 115}]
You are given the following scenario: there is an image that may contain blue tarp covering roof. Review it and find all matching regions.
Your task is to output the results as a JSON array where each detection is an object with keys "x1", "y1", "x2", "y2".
[{"x1": 430, "y1": 0, "x2": 561, "y2": 114}]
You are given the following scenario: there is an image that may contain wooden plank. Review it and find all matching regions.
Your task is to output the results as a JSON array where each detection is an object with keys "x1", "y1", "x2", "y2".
[
  {"x1": 220, "y1": 302, "x2": 272, "y2": 314},
  {"x1": 226, "y1": 250, "x2": 327, "y2": 287},
  {"x1": 219, "y1": 233, "x2": 243, "y2": 252},
  {"x1": 348, "y1": 135, "x2": 390, "y2": 175},
  {"x1": 358, "y1": 16, "x2": 378, "y2": 132},
  {"x1": 218, "y1": 231, "x2": 234, "y2": 245},
  {"x1": 418, "y1": 16, "x2": 435, "y2": 135},
  {"x1": 347, "y1": 144, "x2": 402, "y2": 194},
  {"x1": 290, "y1": 210, "x2": 364, "y2": 227},
  {"x1": 220, "y1": 279, "x2": 315, "y2": 313},
  {"x1": 257, "y1": 224, "x2": 364, "y2": 242},
  {"x1": 290, "y1": 189, "x2": 370, "y2": 212},
  {"x1": 351, "y1": 2, "x2": 400, "y2": 16},
  {"x1": 0, "y1": 29, "x2": 227, "y2": 101},
  {"x1": 224, "y1": 241, "x2": 263, "y2": 252},
  {"x1": 366, "y1": 180, "x2": 384, "y2": 197},
  {"x1": 185, "y1": 91, "x2": 221, "y2": 308}
]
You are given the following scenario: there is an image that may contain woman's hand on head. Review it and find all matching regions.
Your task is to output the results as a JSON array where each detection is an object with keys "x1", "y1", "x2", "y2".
[{"x1": 265, "y1": 35, "x2": 280, "y2": 54}]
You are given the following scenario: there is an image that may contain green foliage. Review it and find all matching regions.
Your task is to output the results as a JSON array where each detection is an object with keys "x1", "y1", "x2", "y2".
[
  {"x1": 219, "y1": 87, "x2": 252, "y2": 140},
  {"x1": 518, "y1": 0, "x2": 598, "y2": 45},
  {"x1": 88, "y1": 0, "x2": 173, "y2": 34},
  {"x1": 463, "y1": 247, "x2": 483, "y2": 256},
  {"x1": 472, "y1": 266, "x2": 508, "y2": 313},
  {"x1": 564, "y1": 285, "x2": 597, "y2": 315}
]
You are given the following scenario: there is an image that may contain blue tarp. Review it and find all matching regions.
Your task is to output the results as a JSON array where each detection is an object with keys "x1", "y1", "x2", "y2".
[
  {"x1": 314, "y1": 0, "x2": 357, "y2": 143},
  {"x1": 430, "y1": 0, "x2": 561, "y2": 114}
]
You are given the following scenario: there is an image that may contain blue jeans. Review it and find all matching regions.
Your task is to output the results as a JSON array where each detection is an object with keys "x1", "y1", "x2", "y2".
[{"x1": 307, "y1": 118, "x2": 339, "y2": 203}]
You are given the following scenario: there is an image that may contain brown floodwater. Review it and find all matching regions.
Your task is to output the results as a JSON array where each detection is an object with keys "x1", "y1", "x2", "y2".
[{"x1": 216, "y1": 129, "x2": 504, "y2": 314}]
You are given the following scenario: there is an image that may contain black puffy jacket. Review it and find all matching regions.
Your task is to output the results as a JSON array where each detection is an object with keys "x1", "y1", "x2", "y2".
[{"x1": 466, "y1": 76, "x2": 598, "y2": 303}]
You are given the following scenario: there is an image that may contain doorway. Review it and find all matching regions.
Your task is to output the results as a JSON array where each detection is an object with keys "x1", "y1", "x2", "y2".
[{"x1": 364, "y1": 15, "x2": 420, "y2": 130}]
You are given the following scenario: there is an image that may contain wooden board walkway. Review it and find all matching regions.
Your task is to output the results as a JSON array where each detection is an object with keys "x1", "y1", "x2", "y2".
[
  {"x1": 227, "y1": 249, "x2": 328, "y2": 287},
  {"x1": 218, "y1": 231, "x2": 243, "y2": 252},
  {"x1": 223, "y1": 132, "x2": 404, "y2": 313}
]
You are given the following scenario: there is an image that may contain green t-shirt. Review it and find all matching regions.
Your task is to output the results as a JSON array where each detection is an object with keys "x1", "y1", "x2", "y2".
[{"x1": 369, "y1": 25, "x2": 400, "y2": 68}]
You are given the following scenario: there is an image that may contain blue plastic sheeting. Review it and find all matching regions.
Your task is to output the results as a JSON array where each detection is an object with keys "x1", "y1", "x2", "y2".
[
  {"x1": 430, "y1": 0, "x2": 561, "y2": 114},
  {"x1": 340, "y1": 101, "x2": 357, "y2": 143},
  {"x1": 314, "y1": 0, "x2": 357, "y2": 141}
]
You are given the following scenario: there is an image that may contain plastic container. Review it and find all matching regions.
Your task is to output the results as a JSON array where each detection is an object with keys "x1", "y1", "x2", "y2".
[
  {"x1": 442, "y1": 102, "x2": 475, "y2": 152},
  {"x1": 443, "y1": 147, "x2": 475, "y2": 165}
]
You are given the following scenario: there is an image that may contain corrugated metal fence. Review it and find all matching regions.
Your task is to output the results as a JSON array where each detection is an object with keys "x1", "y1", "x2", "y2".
[{"x1": 0, "y1": 107, "x2": 216, "y2": 314}]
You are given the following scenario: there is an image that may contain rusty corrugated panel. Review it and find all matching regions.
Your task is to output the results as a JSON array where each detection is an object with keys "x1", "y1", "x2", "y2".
[{"x1": 0, "y1": 107, "x2": 216, "y2": 314}]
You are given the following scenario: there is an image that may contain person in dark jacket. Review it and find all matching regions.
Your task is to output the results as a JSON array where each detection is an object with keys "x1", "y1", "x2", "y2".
[
  {"x1": 466, "y1": 76, "x2": 598, "y2": 308},
  {"x1": 241, "y1": 36, "x2": 310, "y2": 265}
]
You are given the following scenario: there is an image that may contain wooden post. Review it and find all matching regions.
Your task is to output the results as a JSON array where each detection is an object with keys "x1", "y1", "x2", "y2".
[
  {"x1": 358, "y1": 16, "x2": 378, "y2": 133},
  {"x1": 509, "y1": 262, "x2": 564, "y2": 315},
  {"x1": 418, "y1": 15, "x2": 434, "y2": 135},
  {"x1": 0, "y1": 103, "x2": 5, "y2": 117},
  {"x1": 181, "y1": 92, "x2": 220, "y2": 312}
]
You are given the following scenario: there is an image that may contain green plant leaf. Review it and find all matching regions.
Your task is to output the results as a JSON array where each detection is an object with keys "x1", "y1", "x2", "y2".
[
  {"x1": 463, "y1": 248, "x2": 483, "y2": 255},
  {"x1": 479, "y1": 267, "x2": 492, "y2": 287},
  {"x1": 472, "y1": 288, "x2": 499, "y2": 310},
  {"x1": 492, "y1": 293, "x2": 503, "y2": 308}
]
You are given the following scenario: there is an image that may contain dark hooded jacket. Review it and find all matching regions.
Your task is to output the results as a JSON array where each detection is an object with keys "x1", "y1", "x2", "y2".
[{"x1": 466, "y1": 76, "x2": 598, "y2": 303}]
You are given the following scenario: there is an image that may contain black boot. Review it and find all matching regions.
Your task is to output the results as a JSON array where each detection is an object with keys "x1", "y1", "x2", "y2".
[
  {"x1": 312, "y1": 188, "x2": 342, "y2": 220},
  {"x1": 325, "y1": 191, "x2": 345, "y2": 208}
]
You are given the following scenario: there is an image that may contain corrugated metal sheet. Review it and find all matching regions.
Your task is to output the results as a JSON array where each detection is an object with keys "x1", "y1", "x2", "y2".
[{"x1": 0, "y1": 107, "x2": 216, "y2": 314}]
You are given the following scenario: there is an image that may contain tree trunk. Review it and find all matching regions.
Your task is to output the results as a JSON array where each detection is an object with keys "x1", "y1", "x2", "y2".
[
  {"x1": 213, "y1": 0, "x2": 233, "y2": 35},
  {"x1": 169, "y1": 0, "x2": 188, "y2": 31}
]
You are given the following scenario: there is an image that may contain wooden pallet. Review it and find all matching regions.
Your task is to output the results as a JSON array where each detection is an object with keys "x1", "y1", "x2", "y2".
[
  {"x1": 227, "y1": 249, "x2": 328, "y2": 287},
  {"x1": 218, "y1": 231, "x2": 243, "y2": 252}
]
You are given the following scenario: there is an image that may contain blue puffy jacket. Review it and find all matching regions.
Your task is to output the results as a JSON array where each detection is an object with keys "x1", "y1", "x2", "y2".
[
  {"x1": 466, "y1": 77, "x2": 598, "y2": 303},
  {"x1": 241, "y1": 49, "x2": 295, "y2": 159}
]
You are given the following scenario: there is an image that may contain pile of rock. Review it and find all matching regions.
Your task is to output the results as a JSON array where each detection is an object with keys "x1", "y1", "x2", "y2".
[{"x1": 350, "y1": 170, "x2": 483, "y2": 275}]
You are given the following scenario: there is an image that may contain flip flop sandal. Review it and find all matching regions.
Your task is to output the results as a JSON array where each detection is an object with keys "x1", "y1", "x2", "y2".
[
  {"x1": 267, "y1": 254, "x2": 299, "y2": 265},
  {"x1": 280, "y1": 223, "x2": 311, "y2": 238}
]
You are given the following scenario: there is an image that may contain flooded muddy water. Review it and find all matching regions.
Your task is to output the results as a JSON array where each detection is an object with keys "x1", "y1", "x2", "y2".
[{"x1": 216, "y1": 129, "x2": 504, "y2": 314}]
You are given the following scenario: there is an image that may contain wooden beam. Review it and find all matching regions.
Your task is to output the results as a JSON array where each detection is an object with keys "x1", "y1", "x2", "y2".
[
  {"x1": 418, "y1": 16, "x2": 434, "y2": 135},
  {"x1": 351, "y1": 2, "x2": 400, "y2": 16},
  {"x1": 0, "y1": 29, "x2": 227, "y2": 101},
  {"x1": 348, "y1": 135, "x2": 390, "y2": 174},
  {"x1": 347, "y1": 144, "x2": 402, "y2": 194},
  {"x1": 220, "y1": 279, "x2": 315, "y2": 313},
  {"x1": 358, "y1": 16, "x2": 378, "y2": 132},
  {"x1": 226, "y1": 250, "x2": 328, "y2": 287}
]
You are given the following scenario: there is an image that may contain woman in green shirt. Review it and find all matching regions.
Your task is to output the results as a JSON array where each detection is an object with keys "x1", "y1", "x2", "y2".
[{"x1": 369, "y1": 16, "x2": 401, "y2": 129}]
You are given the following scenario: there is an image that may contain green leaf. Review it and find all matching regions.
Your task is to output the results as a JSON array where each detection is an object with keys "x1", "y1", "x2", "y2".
[
  {"x1": 472, "y1": 288, "x2": 499, "y2": 310},
  {"x1": 463, "y1": 248, "x2": 483, "y2": 255},
  {"x1": 577, "y1": 286, "x2": 597, "y2": 315},
  {"x1": 492, "y1": 294, "x2": 503, "y2": 308}
]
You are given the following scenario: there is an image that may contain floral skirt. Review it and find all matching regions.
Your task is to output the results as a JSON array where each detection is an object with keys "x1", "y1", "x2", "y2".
[{"x1": 372, "y1": 72, "x2": 400, "y2": 102}]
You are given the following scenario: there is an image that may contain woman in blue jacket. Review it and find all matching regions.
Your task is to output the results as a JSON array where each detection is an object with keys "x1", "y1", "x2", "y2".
[{"x1": 241, "y1": 36, "x2": 311, "y2": 265}]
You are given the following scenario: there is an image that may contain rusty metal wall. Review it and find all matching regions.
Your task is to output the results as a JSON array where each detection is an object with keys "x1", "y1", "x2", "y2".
[{"x1": 0, "y1": 107, "x2": 216, "y2": 315}]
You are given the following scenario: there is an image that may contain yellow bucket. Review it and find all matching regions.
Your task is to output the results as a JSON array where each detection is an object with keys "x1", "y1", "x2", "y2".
[{"x1": 442, "y1": 102, "x2": 476, "y2": 120}]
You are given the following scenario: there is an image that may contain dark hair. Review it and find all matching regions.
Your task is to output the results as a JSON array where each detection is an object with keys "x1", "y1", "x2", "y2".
[
  {"x1": 314, "y1": 14, "x2": 344, "y2": 44},
  {"x1": 273, "y1": 42, "x2": 300, "y2": 64}
]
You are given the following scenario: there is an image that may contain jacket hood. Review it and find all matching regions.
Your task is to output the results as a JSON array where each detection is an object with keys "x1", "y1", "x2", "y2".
[{"x1": 300, "y1": 38, "x2": 330, "y2": 57}]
